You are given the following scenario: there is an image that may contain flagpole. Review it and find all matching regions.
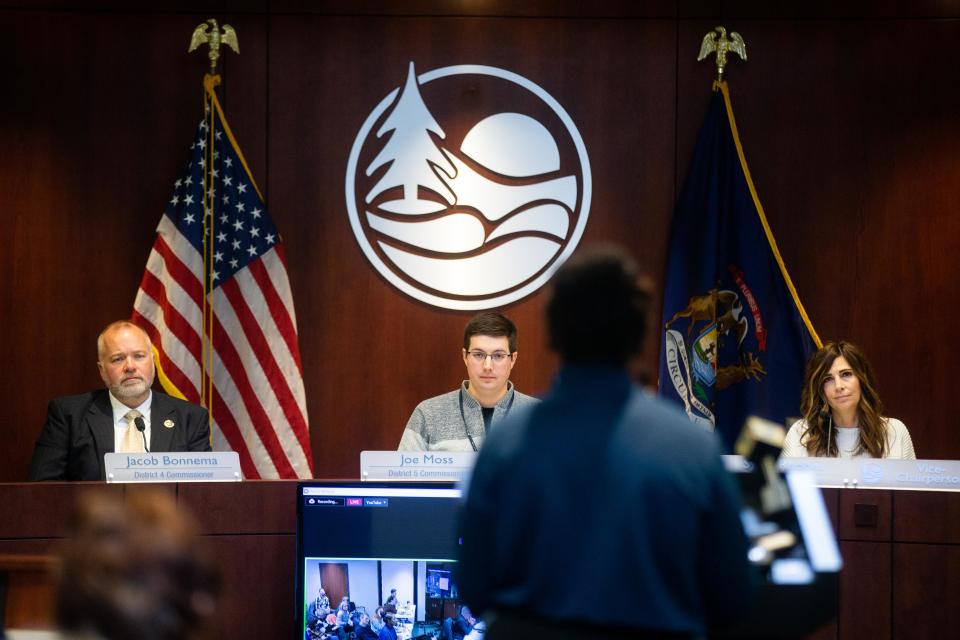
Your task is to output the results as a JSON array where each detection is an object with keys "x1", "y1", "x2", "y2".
[
  {"x1": 714, "y1": 80, "x2": 822, "y2": 349},
  {"x1": 189, "y1": 19, "x2": 239, "y2": 428},
  {"x1": 696, "y1": 25, "x2": 821, "y2": 349},
  {"x1": 204, "y1": 76, "x2": 217, "y2": 423},
  {"x1": 140, "y1": 20, "x2": 310, "y2": 476}
]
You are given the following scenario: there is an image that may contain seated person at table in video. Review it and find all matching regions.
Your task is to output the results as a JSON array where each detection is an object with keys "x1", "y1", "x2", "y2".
[
  {"x1": 457, "y1": 247, "x2": 754, "y2": 638},
  {"x1": 443, "y1": 604, "x2": 476, "y2": 640},
  {"x1": 398, "y1": 312, "x2": 539, "y2": 451},
  {"x1": 369, "y1": 606, "x2": 387, "y2": 633},
  {"x1": 377, "y1": 612, "x2": 398, "y2": 640},
  {"x1": 781, "y1": 340, "x2": 916, "y2": 459},
  {"x1": 335, "y1": 598, "x2": 353, "y2": 632},
  {"x1": 28, "y1": 320, "x2": 211, "y2": 481},
  {"x1": 306, "y1": 587, "x2": 332, "y2": 630},
  {"x1": 356, "y1": 612, "x2": 379, "y2": 640}
]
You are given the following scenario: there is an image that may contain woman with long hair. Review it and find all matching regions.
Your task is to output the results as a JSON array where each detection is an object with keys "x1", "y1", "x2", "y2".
[{"x1": 782, "y1": 341, "x2": 916, "y2": 458}]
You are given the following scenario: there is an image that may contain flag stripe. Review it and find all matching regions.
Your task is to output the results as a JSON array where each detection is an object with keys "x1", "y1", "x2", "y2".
[
  {"x1": 131, "y1": 280, "x2": 202, "y2": 388},
  {"x1": 230, "y1": 266, "x2": 311, "y2": 456},
  {"x1": 157, "y1": 214, "x2": 205, "y2": 275},
  {"x1": 208, "y1": 355, "x2": 279, "y2": 479},
  {"x1": 154, "y1": 218, "x2": 205, "y2": 309},
  {"x1": 138, "y1": 269, "x2": 204, "y2": 369},
  {"x1": 248, "y1": 259, "x2": 309, "y2": 424},
  {"x1": 264, "y1": 245, "x2": 299, "y2": 333},
  {"x1": 250, "y1": 250, "x2": 304, "y2": 373},
  {"x1": 209, "y1": 309, "x2": 298, "y2": 478},
  {"x1": 209, "y1": 389, "x2": 261, "y2": 480},
  {"x1": 144, "y1": 243, "x2": 203, "y2": 334},
  {"x1": 216, "y1": 278, "x2": 312, "y2": 472},
  {"x1": 131, "y1": 304, "x2": 201, "y2": 402}
]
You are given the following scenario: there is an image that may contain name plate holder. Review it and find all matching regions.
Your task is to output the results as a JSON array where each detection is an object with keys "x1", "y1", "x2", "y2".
[
  {"x1": 777, "y1": 457, "x2": 960, "y2": 491},
  {"x1": 104, "y1": 452, "x2": 242, "y2": 483},
  {"x1": 360, "y1": 451, "x2": 476, "y2": 482}
]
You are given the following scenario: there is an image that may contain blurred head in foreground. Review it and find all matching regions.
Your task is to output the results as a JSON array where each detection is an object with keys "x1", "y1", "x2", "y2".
[{"x1": 56, "y1": 491, "x2": 221, "y2": 640}]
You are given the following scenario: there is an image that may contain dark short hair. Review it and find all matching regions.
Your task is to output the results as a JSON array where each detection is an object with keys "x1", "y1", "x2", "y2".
[
  {"x1": 463, "y1": 312, "x2": 518, "y2": 353},
  {"x1": 546, "y1": 246, "x2": 651, "y2": 365}
]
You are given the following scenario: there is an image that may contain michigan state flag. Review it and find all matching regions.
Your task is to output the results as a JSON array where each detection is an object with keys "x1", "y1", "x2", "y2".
[{"x1": 658, "y1": 81, "x2": 820, "y2": 450}]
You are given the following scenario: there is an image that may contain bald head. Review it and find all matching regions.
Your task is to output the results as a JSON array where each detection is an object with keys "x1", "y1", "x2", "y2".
[{"x1": 97, "y1": 321, "x2": 151, "y2": 360}]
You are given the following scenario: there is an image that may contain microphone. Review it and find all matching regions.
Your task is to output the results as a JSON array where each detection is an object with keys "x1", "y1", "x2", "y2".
[{"x1": 134, "y1": 416, "x2": 150, "y2": 453}]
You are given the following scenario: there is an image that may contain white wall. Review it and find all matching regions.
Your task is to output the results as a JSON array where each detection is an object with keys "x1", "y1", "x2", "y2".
[
  {"x1": 381, "y1": 560, "x2": 415, "y2": 609},
  {"x1": 347, "y1": 560, "x2": 380, "y2": 611},
  {"x1": 416, "y1": 561, "x2": 427, "y2": 622},
  {"x1": 307, "y1": 559, "x2": 427, "y2": 621}
]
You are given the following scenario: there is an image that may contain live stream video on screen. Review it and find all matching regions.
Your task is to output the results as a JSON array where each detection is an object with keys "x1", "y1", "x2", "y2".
[{"x1": 296, "y1": 482, "x2": 483, "y2": 640}]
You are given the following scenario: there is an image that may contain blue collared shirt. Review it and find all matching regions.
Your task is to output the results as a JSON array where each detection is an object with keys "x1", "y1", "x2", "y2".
[{"x1": 457, "y1": 364, "x2": 754, "y2": 634}]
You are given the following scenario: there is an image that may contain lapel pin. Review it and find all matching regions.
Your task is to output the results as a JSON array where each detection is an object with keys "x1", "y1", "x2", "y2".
[{"x1": 163, "y1": 419, "x2": 175, "y2": 429}]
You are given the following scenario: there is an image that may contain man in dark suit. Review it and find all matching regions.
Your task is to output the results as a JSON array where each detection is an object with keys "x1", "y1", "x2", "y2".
[{"x1": 28, "y1": 320, "x2": 210, "y2": 481}]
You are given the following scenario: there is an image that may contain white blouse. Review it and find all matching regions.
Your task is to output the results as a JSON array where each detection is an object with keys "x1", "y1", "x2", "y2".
[{"x1": 781, "y1": 417, "x2": 916, "y2": 459}]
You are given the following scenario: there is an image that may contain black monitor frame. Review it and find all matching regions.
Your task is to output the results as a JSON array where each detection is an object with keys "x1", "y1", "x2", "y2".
[{"x1": 294, "y1": 480, "x2": 462, "y2": 639}]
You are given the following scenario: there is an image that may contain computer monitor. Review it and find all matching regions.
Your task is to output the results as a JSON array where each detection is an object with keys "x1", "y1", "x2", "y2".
[{"x1": 296, "y1": 481, "x2": 463, "y2": 640}]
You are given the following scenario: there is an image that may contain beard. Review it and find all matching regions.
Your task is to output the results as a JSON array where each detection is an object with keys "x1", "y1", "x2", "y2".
[{"x1": 110, "y1": 375, "x2": 153, "y2": 401}]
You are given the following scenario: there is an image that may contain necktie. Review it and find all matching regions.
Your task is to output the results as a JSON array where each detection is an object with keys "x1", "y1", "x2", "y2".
[{"x1": 120, "y1": 409, "x2": 145, "y2": 453}]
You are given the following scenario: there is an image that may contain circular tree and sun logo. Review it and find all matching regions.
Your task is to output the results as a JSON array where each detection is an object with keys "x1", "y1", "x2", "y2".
[{"x1": 345, "y1": 62, "x2": 592, "y2": 310}]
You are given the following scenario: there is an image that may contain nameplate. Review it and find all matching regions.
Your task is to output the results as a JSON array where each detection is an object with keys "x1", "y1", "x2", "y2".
[
  {"x1": 104, "y1": 452, "x2": 242, "y2": 483},
  {"x1": 776, "y1": 457, "x2": 960, "y2": 491},
  {"x1": 360, "y1": 451, "x2": 476, "y2": 482}
]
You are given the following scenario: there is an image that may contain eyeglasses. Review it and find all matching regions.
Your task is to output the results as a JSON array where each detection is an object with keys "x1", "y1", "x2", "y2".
[{"x1": 466, "y1": 350, "x2": 513, "y2": 364}]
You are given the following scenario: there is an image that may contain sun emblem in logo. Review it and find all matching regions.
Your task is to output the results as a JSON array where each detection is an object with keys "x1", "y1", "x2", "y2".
[{"x1": 345, "y1": 62, "x2": 592, "y2": 310}]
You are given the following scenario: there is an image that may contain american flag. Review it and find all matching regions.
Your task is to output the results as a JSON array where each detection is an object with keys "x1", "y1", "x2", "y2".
[{"x1": 132, "y1": 82, "x2": 313, "y2": 479}]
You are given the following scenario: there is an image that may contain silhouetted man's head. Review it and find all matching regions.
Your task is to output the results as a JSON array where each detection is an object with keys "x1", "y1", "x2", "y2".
[{"x1": 547, "y1": 246, "x2": 651, "y2": 366}]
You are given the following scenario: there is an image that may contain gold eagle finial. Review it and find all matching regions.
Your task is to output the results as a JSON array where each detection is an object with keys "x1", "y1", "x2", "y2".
[
  {"x1": 188, "y1": 19, "x2": 239, "y2": 75},
  {"x1": 697, "y1": 26, "x2": 747, "y2": 81}
]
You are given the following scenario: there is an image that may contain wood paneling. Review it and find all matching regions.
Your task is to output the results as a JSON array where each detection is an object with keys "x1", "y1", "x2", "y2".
[
  {"x1": 820, "y1": 488, "x2": 840, "y2": 533},
  {"x1": 1, "y1": 3, "x2": 960, "y2": 482},
  {"x1": 208, "y1": 533, "x2": 298, "y2": 640},
  {"x1": 0, "y1": 483, "x2": 121, "y2": 538},
  {"x1": 838, "y1": 541, "x2": 890, "y2": 639},
  {"x1": 319, "y1": 562, "x2": 349, "y2": 609},
  {"x1": 0, "y1": 481, "x2": 298, "y2": 638},
  {"x1": 2, "y1": 481, "x2": 958, "y2": 639},
  {"x1": 892, "y1": 543, "x2": 960, "y2": 638},
  {"x1": 0, "y1": 554, "x2": 58, "y2": 629},
  {"x1": 894, "y1": 490, "x2": 960, "y2": 544},
  {"x1": 179, "y1": 479, "x2": 297, "y2": 534}
]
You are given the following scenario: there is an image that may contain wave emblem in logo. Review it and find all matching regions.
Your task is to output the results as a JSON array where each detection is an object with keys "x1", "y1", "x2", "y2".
[{"x1": 345, "y1": 63, "x2": 592, "y2": 310}]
